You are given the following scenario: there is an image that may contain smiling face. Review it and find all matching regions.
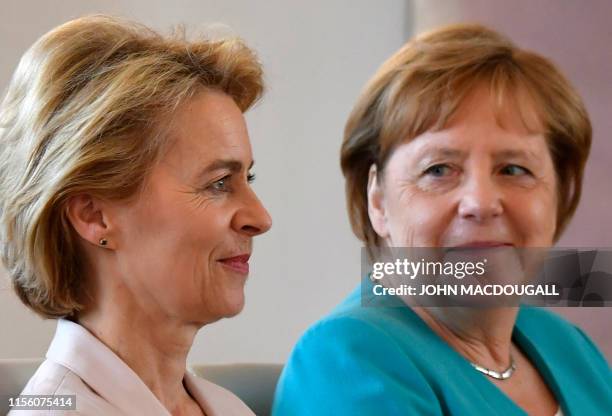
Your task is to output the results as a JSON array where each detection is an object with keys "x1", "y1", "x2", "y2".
[
  {"x1": 367, "y1": 86, "x2": 558, "y2": 249},
  {"x1": 107, "y1": 90, "x2": 271, "y2": 324}
]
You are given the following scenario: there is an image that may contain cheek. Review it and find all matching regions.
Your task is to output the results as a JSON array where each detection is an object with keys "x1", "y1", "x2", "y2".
[
  {"x1": 505, "y1": 186, "x2": 557, "y2": 244},
  {"x1": 131, "y1": 199, "x2": 194, "y2": 255},
  {"x1": 119, "y1": 192, "x2": 228, "y2": 283},
  {"x1": 385, "y1": 186, "x2": 453, "y2": 246}
]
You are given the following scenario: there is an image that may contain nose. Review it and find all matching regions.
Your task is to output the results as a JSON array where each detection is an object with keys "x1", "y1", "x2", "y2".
[
  {"x1": 457, "y1": 172, "x2": 503, "y2": 223},
  {"x1": 232, "y1": 187, "x2": 272, "y2": 237}
]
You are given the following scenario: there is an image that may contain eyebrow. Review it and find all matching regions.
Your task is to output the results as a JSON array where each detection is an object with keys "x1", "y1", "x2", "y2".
[
  {"x1": 492, "y1": 149, "x2": 539, "y2": 161},
  {"x1": 416, "y1": 147, "x2": 539, "y2": 162},
  {"x1": 196, "y1": 159, "x2": 254, "y2": 180},
  {"x1": 416, "y1": 147, "x2": 466, "y2": 163}
]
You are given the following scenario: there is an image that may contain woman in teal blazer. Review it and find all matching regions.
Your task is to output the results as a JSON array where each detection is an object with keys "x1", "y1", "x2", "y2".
[
  {"x1": 273, "y1": 24, "x2": 611, "y2": 415},
  {"x1": 273, "y1": 282, "x2": 611, "y2": 414}
]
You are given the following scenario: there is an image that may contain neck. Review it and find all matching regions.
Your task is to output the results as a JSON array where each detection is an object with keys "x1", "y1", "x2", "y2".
[
  {"x1": 412, "y1": 306, "x2": 518, "y2": 371},
  {"x1": 77, "y1": 277, "x2": 202, "y2": 414}
]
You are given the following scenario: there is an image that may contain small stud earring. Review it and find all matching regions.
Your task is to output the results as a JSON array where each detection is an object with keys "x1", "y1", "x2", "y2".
[{"x1": 99, "y1": 238, "x2": 108, "y2": 247}]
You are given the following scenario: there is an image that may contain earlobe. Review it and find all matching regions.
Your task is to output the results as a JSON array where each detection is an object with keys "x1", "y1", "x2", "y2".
[
  {"x1": 367, "y1": 164, "x2": 389, "y2": 239},
  {"x1": 65, "y1": 195, "x2": 113, "y2": 249}
]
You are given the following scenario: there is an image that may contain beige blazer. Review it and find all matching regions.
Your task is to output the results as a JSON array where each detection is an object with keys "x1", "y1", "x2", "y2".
[{"x1": 9, "y1": 319, "x2": 254, "y2": 415}]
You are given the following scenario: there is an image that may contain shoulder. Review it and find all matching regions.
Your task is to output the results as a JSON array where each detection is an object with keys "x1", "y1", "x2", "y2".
[
  {"x1": 517, "y1": 306, "x2": 576, "y2": 331},
  {"x1": 295, "y1": 309, "x2": 406, "y2": 356},
  {"x1": 516, "y1": 307, "x2": 612, "y2": 409},
  {"x1": 12, "y1": 360, "x2": 121, "y2": 415},
  {"x1": 517, "y1": 306, "x2": 606, "y2": 356},
  {"x1": 18, "y1": 360, "x2": 71, "y2": 396},
  {"x1": 288, "y1": 283, "x2": 435, "y2": 366},
  {"x1": 273, "y1": 292, "x2": 442, "y2": 415},
  {"x1": 321, "y1": 283, "x2": 426, "y2": 342},
  {"x1": 517, "y1": 306, "x2": 610, "y2": 374},
  {"x1": 185, "y1": 373, "x2": 255, "y2": 416}
]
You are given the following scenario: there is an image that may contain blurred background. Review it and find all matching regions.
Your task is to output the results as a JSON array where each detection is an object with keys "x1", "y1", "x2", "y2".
[{"x1": 1, "y1": 0, "x2": 610, "y2": 364}]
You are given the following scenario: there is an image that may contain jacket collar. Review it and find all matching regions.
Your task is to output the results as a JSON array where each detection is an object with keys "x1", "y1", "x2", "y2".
[{"x1": 46, "y1": 319, "x2": 205, "y2": 415}]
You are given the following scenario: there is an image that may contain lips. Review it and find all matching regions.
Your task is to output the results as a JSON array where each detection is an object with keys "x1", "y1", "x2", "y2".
[
  {"x1": 453, "y1": 241, "x2": 514, "y2": 248},
  {"x1": 218, "y1": 254, "x2": 251, "y2": 274}
]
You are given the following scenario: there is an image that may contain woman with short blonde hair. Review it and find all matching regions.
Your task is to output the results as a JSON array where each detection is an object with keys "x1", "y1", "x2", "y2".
[
  {"x1": 1, "y1": 15, "x2": 271, "y2": 415},
  {"x1": 274, "y1": 24, "x2": 611, "y2": 415},
  {"x1": 340, "y1": 24, "x2": 590, "y2": 259}
]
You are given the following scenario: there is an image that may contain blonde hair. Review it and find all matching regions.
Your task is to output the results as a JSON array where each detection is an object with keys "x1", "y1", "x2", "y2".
[
  {"x1": 0, "y1": 15, "x2": 264, "y2": 318},
  {"x1": 340, "y1": 24, "x2": 591, "y2": 256}
]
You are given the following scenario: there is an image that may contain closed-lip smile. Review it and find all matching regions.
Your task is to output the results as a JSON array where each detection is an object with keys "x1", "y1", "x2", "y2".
[
  {"x1": 218, "y1": 254, "x2": 251, "y2": 274},
  {"x1": 452, "y1": 241, "x2": 514, "y2": 248}
]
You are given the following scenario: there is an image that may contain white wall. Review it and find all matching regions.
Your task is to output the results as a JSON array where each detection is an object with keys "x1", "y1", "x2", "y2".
[{"x1": 0, "y1": 0, "x2": 409, "y2": 364}]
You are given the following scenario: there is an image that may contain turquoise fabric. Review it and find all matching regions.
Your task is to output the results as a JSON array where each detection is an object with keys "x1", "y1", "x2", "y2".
[{"x1": 273, "y1": 283, "x2": 612, "y2": 415}]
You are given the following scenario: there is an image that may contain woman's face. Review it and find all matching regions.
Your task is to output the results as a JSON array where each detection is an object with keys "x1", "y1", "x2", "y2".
[
  {"x1": 109, "y1": 90, "x2": 271, "y2": 324},
  {"x1": 368, "y1": 86, "x2": 558, "y2": 249}
]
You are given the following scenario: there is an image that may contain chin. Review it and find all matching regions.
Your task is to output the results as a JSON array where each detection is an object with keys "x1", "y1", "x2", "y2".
[
  {"x1": 224, "y1": 302, "x2": 245, "y2": 318},
  {"x1": 192, "y1": 290, "x2": 246, "y2": 324},
  {"x1": 219, "y1": 291, "x2": 247, "y2": 319}
]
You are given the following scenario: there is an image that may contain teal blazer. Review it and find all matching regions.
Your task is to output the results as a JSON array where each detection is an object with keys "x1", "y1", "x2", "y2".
[{"x1": 273, "y1": 283, "x2": 612, "y2": 415}]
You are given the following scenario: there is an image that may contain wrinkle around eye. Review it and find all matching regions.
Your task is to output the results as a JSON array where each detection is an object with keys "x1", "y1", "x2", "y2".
[
  {"x1": 396, "y1": 185, "x2": 419, "y2": 202},
  {"x1": 181, "y1": 187, "x2": 218, "y2": 210},
  {"x1": 191, "y1": 194, "x2": 216, "y2": 210},
  {"x1": 416, "y1": 170, "x2": 461, "y2": 193},
  {"x1": 393, "y1": 178, "x2": 431, "y2": 200}
]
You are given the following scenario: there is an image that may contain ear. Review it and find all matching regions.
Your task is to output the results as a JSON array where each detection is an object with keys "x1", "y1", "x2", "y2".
[
  {"x1": 65, "y1": 194, "x2": 114, "y2": 249},
  {"x1": 367, "y1": 164, "x2": 390, "y2": 239}
]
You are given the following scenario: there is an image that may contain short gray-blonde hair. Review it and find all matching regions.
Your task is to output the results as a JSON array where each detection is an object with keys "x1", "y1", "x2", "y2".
[
  {"x1": 340, "y1": 24, "x2": 591, "y2": 257},
  {"x1": 0, "y1": 15, "x2": 264, "y2": 318}
]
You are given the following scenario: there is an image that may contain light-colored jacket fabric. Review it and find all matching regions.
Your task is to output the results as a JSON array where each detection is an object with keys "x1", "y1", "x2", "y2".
[{"x1": 9, "y1": 319, "x2": 254, "y2": 415}]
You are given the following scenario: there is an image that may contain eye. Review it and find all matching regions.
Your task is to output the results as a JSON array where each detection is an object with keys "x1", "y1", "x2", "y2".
[
  {"x1": 211, "y1": 176, "x2": 230, "y2": 192},
  {"x1": 500, "y1": 164, "x2": 531, "y2": 176},
  {"x1": 247, "y1": 172, "x2": 256, "y2": 183},
  {"x1": 424, "y1": 164, "x2": 453, "y2": 177}
]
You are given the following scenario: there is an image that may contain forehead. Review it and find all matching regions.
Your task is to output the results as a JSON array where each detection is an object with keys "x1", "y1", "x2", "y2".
[
  {"x1": 446, "y1": 83, "x2": 545, "y2": 135},
  {"x1": 161, "y1": 90, "x2": 251, "y2": 171},
  {"x1": 393, "y1": 85, "x2": 549, "y2": 160}
]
